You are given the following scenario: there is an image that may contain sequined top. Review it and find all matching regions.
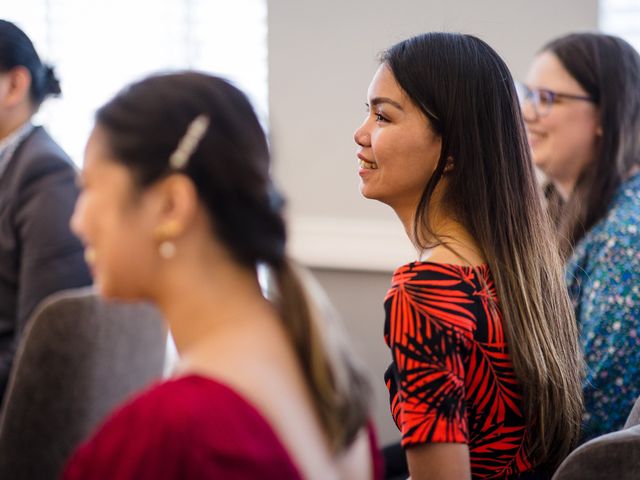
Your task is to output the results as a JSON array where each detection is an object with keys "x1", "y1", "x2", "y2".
[{"x1": 566, "y1": 172, "x2": 640, "y2": 440}]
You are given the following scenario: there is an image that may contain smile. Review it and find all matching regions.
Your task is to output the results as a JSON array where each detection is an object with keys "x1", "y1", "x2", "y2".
[{"x1": 359, "y1": 158, "x2": 378, "y2": 170}]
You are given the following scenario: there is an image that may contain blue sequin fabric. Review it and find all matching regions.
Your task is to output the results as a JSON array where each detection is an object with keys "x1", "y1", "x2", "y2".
[{"x1": 566, "y1": 172, "x2": 640, "y2": 440}]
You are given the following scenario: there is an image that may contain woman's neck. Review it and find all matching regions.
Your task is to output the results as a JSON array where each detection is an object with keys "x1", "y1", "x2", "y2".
[
  {"x1": 395, "y1": 196, "x2": 485, "y2": 266},
  {"x1": 153, "y1": 248, "x2": 273, "y2": 357}
]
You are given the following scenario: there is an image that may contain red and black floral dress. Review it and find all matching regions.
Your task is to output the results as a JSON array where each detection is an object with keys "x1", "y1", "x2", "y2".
[{"x1": 384, "y1": 262, "x2": 533, "y2": 478}]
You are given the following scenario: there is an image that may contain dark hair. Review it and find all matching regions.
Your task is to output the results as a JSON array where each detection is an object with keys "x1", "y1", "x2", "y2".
[
  {"x1": 541, "y1": 32, "x2": 640, "y2": 257},
  {"x1": 0, "y1": 19, "x2": 61, "y2": 107},
  {"x1": 382, "y1": 32, "x2": 583, "y2": 469},
  {"x1": 96, "y1": 71, "x2": 371, "y2": 451}
]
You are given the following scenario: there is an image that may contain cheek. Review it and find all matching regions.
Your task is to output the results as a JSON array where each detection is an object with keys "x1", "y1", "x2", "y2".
[{"x1": 95, "y1": 220, "x2": 157, "y2": 298}]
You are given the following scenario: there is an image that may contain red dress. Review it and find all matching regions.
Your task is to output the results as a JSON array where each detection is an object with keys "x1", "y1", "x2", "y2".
[
  {"x1": 63, "y1": 375, "x2": 383, "y2": 479},
  {"x1": 384, "y1": 262, "x2": 533, "y2": 478}
]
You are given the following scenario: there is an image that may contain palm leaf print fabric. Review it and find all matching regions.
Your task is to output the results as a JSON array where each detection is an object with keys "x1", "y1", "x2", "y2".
[{"x1": 384, "y1": 262, "x2": 532, "y2": 478}]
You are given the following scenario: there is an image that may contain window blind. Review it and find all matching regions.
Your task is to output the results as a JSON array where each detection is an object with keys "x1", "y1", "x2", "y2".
[
  {"x1": 2, "y1": 0, "x2": 267, "y2": 166},
  {"x1": 600, "y1": 0, "x2": 640, "y2": 50}
]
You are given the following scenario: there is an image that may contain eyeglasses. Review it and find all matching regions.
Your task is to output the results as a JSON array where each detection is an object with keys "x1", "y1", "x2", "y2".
[{"x1": 515, "y1": 82, "x2": 594, "y2": 118}]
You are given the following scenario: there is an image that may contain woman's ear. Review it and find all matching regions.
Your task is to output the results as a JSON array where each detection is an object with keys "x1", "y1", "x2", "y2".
[
  {"x1": 0, "y1": 66, "x2": 31, "y2": 109},
  {"x1": 151, "y1": 174, "x2": 199, "y2": 240}
]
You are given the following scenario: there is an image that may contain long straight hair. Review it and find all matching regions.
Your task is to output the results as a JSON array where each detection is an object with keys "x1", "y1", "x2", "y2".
[
  {"x1": 96, "y1": 72, "x2": 372, "y2": 452},
  {"x1": 382, "y1": 33, "x2": 583, "y2": 469},
  {"x1": 542, "y1": 33, "x2": 640, "y2": 258}
]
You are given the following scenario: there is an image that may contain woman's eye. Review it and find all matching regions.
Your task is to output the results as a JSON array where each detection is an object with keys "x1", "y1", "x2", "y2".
[{"x1": 375, "y1": 113, "x2": 387, "y2": 122}]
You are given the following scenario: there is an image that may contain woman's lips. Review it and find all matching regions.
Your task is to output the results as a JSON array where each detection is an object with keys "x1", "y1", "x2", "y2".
[
  {"x1": 527, "y1": 130, "x2": 546, "y2": 148},
  {"x1": 357, "y1": 153, "x2": 378, "y2": 170}
]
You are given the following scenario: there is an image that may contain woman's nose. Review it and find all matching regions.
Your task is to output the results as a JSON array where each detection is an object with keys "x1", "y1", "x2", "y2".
[{"x1": 354, "y1": 122, "x2": 370, "y2": 147}]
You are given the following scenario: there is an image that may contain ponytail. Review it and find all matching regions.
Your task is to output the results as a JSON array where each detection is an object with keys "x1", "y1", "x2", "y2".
[
  {"x1": 94, "y1": 71, "x2": 372, "y2": 452},
  {"x1": 272, "y1": 258, "x2": 372, "y2": 452}
]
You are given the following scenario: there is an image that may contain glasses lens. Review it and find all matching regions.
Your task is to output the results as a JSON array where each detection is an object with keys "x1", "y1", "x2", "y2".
[
  {"x1": 536, "y1": 90, "x2": 555, "y2": 117},
  {"x1": 515, "y1": 82, "x2": 529, "y2": 104}
]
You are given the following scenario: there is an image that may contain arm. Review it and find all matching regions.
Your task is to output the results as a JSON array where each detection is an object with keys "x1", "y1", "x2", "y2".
[
  {"x1": 406, "y1": 443, "x2": 470, "y2": 480},
  {"x1": 386, "y1": 277, "x2": 472, "y2": 479}
]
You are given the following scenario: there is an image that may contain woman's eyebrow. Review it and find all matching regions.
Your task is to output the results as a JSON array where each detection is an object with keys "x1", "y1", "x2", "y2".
[{"x1": 370, "y1": 97, "x2": 404, "y2": 110}]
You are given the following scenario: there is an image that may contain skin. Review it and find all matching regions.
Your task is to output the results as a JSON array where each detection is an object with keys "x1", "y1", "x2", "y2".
[
  {"x1": 353, "y1": 64, "x2": 442, "y2": 231},
  {"x1": 71, "y1": 126, "x2": 372, "y2": 480},
  {"x1": 354, "y1": 64, "x2": 484, "y2": 265},
  {"x1": 523, "y1": 51, "x2": 601, "y2": 200},
  {"x1": 0, "y1": 66, "x2": 35, "y2": 140},
  {"x1": 354, "y1": 64, "x2": 476, "y2": 479}
]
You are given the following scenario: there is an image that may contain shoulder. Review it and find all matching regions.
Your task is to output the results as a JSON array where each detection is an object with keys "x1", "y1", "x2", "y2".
[
  {"x1": 8, "y1": 127, "x2": 76, "y2": 188},
  {"x1": 65, "y1": 376, "x2": 299, "y2": 479},
  {"x1": 573, "y1": 197, "x2": 640, "y2": 271},
  {"x1": 568, "y1": 184, "x2": 640, "y2": 300},
  {"x1": 70, "y1": 375, "x2": 291, "y2": 460},
  {"x1": 389, "y1": 260, "x2": 485, "y2": 298},
  {"x1": 586, "y1": 178, "x2": 640, "y2": 247},
  {"x1": 101, "y1": 375, "x2": 271, "y2": 431},
  {"x1": 386, "y1": 261, "x2": 482, "y2": 343}
]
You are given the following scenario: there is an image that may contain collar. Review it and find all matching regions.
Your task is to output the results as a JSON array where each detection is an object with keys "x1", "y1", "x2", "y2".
[{"x1": 0, "y1": 121, "x2": 35, "y2": 178}]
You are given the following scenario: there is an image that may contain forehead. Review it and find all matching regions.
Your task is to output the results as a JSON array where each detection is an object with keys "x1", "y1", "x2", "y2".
[
  {"x1": 82, "y1": 126, "x2": 132, "y2": 184},
  {"x1": 367, "y1": 64, "x2": 405, "y2": 100},
  {"x1": 526, "y1": 51, "x2": 583, "y2": 92},
  {"x1": 84, "y1": 125, "x2": 111, "y2": 167}
]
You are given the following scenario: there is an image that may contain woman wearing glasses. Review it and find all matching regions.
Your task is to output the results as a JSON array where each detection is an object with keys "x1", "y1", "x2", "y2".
[
  {"x1": 354, "y1": 32, "x2": 583, "y2": 479},
  {"x1": 520, "y1": 33, "x2": 640, "y2": 440}
]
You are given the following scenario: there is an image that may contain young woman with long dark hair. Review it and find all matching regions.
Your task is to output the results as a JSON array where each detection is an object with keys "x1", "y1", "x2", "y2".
[
  {"x1": 354, "y1": 32, "x2": 583, "y2": 479},
  {"x1": 63, "y1": 72, "x2": 382, "y2": 479},
  {"x1": 521, "y1": 32, "x2": 640, "y2": 440}
]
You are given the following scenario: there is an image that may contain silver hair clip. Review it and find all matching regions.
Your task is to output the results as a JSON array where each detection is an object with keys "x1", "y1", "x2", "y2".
[{"x1": 169, "y1": 114, "x2": 210, "y2": 170}]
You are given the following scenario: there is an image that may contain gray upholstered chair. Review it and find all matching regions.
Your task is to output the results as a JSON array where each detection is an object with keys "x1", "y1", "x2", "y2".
[
  {"x1": 0, "y1": 287, "x2": 166, "y2": 479},
  {"x1": 552, "y1": 396, "x2": 640, "y2": 480},
  {"x1": 624, "y1": 394, "x2": 640, "y2": 429}
]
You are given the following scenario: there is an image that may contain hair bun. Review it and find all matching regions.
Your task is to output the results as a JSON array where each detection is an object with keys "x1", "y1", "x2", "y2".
[{"x1": 42, "y1": 64, "x2": 61, "y2": 96}]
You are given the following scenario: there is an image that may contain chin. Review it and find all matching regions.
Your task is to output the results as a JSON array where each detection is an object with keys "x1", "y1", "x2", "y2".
[
  {"x1": 359, "y1": 183, "x2": 380, "y2": 201},
  {"x1": 531, "y1": 155, "x2": 549, "y2": 174}
]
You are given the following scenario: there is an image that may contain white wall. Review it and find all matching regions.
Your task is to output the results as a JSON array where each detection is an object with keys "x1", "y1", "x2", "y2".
[
  {"x1": 268, "y1": 0, "x2": 598, "y2": 445},
  {"x1": 269, "y1": 0, "x2": 598, "y2": 272}
]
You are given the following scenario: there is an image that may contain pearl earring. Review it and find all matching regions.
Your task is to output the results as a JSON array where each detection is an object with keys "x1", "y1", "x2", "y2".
[
  {"x1": 159, "y1": 240, "x2": 176, "y2": 259},
  {"x1": 156, "y1": 221, "x2": 180, "y2": 260}
]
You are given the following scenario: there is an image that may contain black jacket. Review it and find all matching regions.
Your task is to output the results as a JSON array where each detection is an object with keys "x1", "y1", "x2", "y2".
[{"x1": 0, "y1": 126, "x2": 91, "y2": 400}]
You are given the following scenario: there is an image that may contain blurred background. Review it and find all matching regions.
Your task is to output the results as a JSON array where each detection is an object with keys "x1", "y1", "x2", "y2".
[{"x1": 4, "y1": 0, "x2": 636, "y2": 445}]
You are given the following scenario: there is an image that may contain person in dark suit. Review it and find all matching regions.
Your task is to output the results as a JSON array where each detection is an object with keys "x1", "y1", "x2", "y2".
[{"x1": 0, "y1": 20, "x2": 91, "y2": 401}]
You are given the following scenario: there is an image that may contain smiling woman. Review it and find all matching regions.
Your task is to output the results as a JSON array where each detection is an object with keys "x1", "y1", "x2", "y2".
[
  {"x1": 63, "y1": 72, "x2": 383, "y2": 480},
  {"x1": 354, "y1": 32, "x2": 584, "y2": 480},
  {"x1": 522, "y1": 32, "x2": 640, "y2": 442},
  {"x1": 354, "y1": 65, "x2": 442, "y2": 226}
]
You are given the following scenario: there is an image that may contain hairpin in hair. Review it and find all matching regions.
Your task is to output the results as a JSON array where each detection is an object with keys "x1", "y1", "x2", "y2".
[{"x1": 169, "y1": 114, "x2": 210, "y2": 170}]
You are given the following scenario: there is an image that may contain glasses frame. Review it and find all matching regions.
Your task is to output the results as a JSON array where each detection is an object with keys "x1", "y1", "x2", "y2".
[{"x1": 516, "y1": 82, "x2": 595, "y2": 118}]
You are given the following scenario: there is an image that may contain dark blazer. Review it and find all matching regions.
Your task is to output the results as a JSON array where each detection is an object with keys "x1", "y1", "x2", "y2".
[{"x1": 0, "y1": 126, "x2": 91, "y2": 400}]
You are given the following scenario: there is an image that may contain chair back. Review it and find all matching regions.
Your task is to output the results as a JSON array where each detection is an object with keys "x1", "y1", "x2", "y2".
[
  {"x1": 552, "y1": 394, "x2": 640, "y2": 480},
  {"x1": 625, "y1": 395, "x2": 640, "y2": 429},
  {"x1": 0, "y1": 287, "x2": 166, "y2": 479}
]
